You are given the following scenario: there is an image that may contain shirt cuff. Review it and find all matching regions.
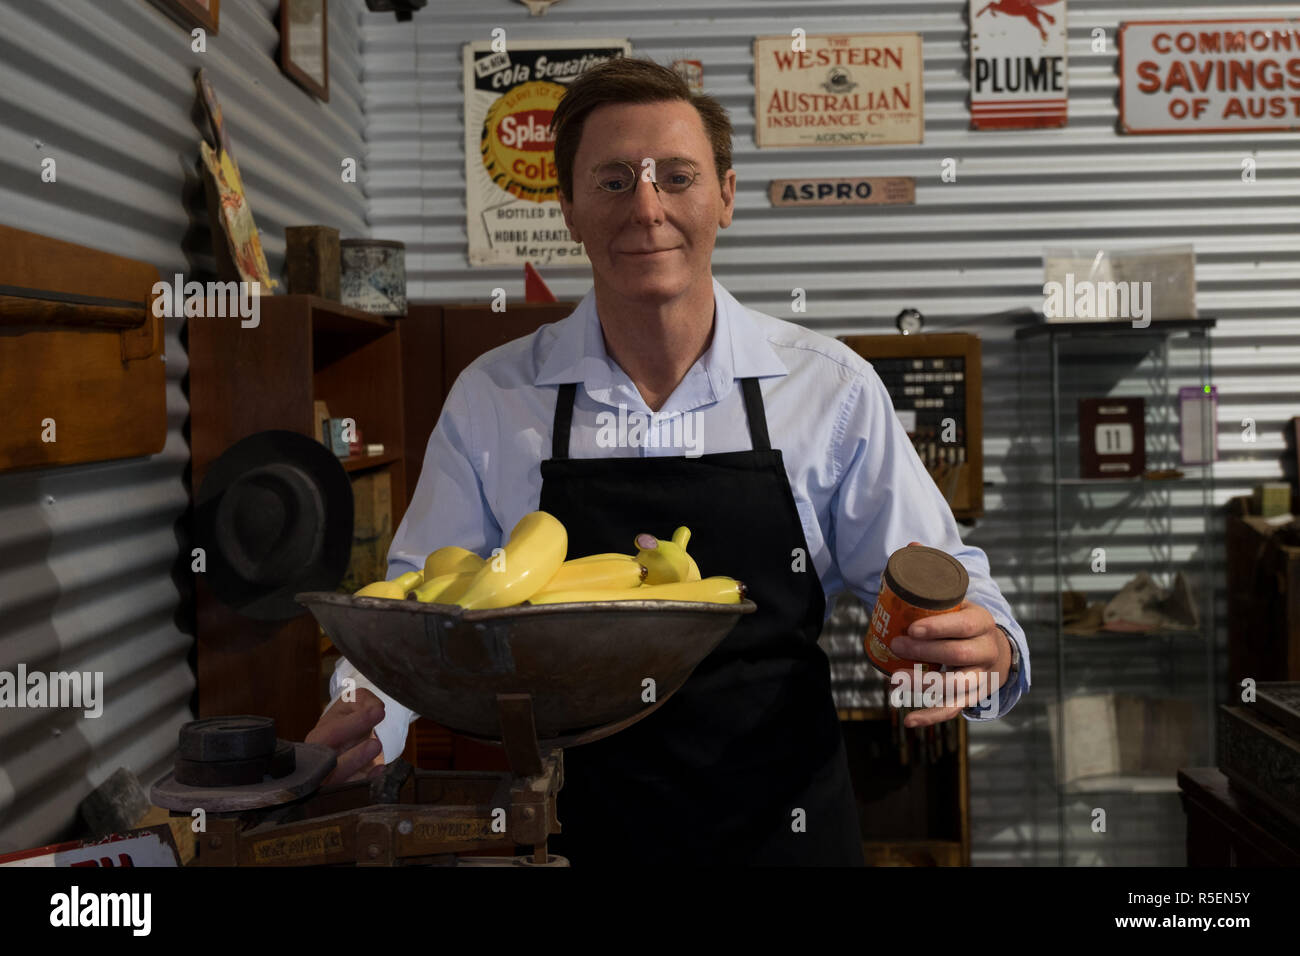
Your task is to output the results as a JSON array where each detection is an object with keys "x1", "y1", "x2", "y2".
[
  {"x1": 328, "y1": 657, "x2": 419, "y2": 763},
  {"x1": 962, "y1": 622, "x2": 1025, "y2": 721}
]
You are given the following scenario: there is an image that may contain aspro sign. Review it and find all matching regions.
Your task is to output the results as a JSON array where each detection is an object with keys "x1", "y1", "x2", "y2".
[{"x1": 1120, "y1": 19, "x2": 1300, "y2": 133}]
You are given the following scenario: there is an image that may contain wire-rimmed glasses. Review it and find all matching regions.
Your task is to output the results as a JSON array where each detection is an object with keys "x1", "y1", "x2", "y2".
[{"x1": 590, "y1": 157, "x2": 702, "y2": 195}]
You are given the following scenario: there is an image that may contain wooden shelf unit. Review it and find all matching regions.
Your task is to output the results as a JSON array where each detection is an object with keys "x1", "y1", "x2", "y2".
[{"x1": 189, "y1": 294, "x2": 407, "y2": 741}]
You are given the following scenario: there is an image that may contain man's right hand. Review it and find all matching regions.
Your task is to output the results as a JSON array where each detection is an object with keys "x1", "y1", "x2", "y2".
[{"x1": 306, "y1": 688, "x2": 387, "y2": 785}]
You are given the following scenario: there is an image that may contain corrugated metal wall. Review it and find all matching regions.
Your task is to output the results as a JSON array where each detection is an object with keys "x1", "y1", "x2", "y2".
[
  {"x1": 364, "y1": 0, "x2": 1300, "y2": 865},
  {"x1": 0, "y1": 0, "x2": 369, "y2": 851}
]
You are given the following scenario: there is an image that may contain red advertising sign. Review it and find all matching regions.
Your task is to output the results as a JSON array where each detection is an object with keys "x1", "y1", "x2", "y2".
[
  {"x1": 672, "y1": 59, "x2": 704, "y2": 92},
  {"x1": 969, "y1": 0, "x2": 1069, "y2": 129},
  {"x1": 1120, "y1": 19, "x2": 1300, "y2": 134},
  {"x1": 463, "y1": 38, "x2": 632, "y2": 266},
  {"x1": 0, "y1": 826, "x2": 180, "y2": 868}
]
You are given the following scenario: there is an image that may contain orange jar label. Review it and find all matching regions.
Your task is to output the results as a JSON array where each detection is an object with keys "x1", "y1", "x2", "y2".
[{"x1": 864, "y1": 576, "x2": 960, "y2": 675}]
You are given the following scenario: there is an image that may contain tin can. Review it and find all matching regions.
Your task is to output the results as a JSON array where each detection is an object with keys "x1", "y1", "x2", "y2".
[
  {"x1": 865, "y1": 545, "x2": 969, "y2": 675},
  {"x1": 340, "y1": 238, "x2": 407, "y2": 316}
]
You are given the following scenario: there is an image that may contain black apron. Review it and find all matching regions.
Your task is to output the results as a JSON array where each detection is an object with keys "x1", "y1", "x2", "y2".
[{"x1": 539, "y1": 377, "x2": 863, "y2": 866}]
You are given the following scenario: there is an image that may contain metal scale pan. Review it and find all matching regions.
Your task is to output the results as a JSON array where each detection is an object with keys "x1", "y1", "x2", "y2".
[{"x1": 297, "y1": 592, "x2": 757, "y2": 749}]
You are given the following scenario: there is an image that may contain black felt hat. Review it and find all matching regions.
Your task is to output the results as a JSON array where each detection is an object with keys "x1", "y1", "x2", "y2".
[{"x1": 195, "y1": 430, "x2": 353, "y2": 621}]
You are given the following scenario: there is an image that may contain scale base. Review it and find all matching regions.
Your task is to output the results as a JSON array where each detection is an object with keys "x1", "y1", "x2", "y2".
[{"x1": 156, "y1": 695, "x2": 568, "y2": 866}]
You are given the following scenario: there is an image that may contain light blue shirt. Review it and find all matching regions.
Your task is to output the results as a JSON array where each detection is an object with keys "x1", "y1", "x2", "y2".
[{"x1": 331, "y1": 277, "x2": 1030, "y2": 760}]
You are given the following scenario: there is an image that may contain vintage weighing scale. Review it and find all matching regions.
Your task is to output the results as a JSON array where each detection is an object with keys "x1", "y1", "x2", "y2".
[{"x1": 152, "y1": 592, "x2": 755, "y2": 866}]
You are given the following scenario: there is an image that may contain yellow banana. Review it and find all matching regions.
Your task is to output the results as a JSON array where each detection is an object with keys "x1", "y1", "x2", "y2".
[
  {"x1": 392, "y1": 571, "x2": 423, "y2": 592},
  {"x1": 528, "y1": 576, "x2": 746, "y2": 606},
  {"x1": 455, "y1": 511, "x2": 568, "y2": 610},
  {"x1": 672, "y1": 527, "x2": 702, "y2": 582},
  {"x1": 411, "y1": 571, "x2": 475, "y2": 604},
  {"x1": 637, "y1": 576, "x2": 744, "y2": 604},
  {"x1": 424, "y1": 545, "x2": 485, "y2": 580},
  {"x1": 536, "y1": 556, "x2": 646, "y2": 595},
  {"x1": 635, "y1": 527, "x2": 696, "y2": 584},
  {"x1": 354, "y1": 580, "x2": 408, "y2": 600},
  {"x1": 567, "y1": 551, "x2": 637, "y2": 564}
]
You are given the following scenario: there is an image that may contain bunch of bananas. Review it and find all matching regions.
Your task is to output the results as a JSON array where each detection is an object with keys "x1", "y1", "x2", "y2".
[{"x1": 352, "y1": 511, "x2": 745, "y2": 607}]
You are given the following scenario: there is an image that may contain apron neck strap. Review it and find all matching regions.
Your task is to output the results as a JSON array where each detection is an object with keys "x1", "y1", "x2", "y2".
[
  {"x1": 739, "y1": 377, "x2": 772, "y2": 453},
  {"x1": 553, "y1": 382, "x2": 578, "y2": 459},
  {"x1": 550, "y1": 377, "x2": 772, "y2": 459}
]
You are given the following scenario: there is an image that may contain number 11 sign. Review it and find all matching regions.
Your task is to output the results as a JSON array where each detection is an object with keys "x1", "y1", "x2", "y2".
[{"x1": 1079, "y1": 397, "x2": 1145, "y2": 478}]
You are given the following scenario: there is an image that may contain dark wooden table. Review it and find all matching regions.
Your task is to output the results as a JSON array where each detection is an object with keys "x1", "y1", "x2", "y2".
[{"x1": 1178, "y1": 767, "x2": 1300, "y2": 866}]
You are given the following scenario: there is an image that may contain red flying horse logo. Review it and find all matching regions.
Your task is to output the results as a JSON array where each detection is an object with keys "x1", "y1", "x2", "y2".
[{"x1": 977, "y1": 0, "x2": 1063, "y2": 43}]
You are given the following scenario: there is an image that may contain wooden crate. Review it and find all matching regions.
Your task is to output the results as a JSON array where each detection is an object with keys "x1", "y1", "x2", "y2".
[{"x1": 338, "y1": 469, "x2": 394, "y2": 594}]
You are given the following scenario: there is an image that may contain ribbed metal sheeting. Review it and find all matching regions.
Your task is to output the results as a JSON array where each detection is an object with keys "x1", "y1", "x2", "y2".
[
  {"x1": 0, "y1": 0, "x2": 369, "y2": 852},
  {"x1": 364, "y1": 0, "x2": 1300, "y2": 865}
]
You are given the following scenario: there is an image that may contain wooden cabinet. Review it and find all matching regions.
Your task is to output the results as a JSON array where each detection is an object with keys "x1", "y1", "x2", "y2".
[
  {"x1": 1226, "y1": 494, "x2": 1300, "y2": 687},
  {"x1": 189, "y1": 295, "x2": 407, "y2": 740},
  {"x1": 839, "y1": 333, "x2": 984, "y2": 522},
  {"x1": 1179, "y1": 768, "x2": 1300, "y2": 866},
  {"x1": 396, "y1": 302, "x2": 578, "y2": 484}
]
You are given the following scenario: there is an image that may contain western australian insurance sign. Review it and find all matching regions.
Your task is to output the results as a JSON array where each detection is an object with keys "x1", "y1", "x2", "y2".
[{"x1": 753, "y1": 33, "x2": 924, "y2": 147}]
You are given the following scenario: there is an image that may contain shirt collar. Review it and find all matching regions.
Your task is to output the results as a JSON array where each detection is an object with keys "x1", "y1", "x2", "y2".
[{"x1": 534, "y1": 277, "x2": 788, "y2": 400}]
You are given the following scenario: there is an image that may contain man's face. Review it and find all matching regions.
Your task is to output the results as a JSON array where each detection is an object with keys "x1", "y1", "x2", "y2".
[{"x1": 558, "y1": 100, "x2": 736, "y2": 306}]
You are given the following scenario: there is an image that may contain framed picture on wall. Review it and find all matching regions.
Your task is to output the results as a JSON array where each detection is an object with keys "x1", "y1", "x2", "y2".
[
  {"x1": 152, "y1": 0, "x2": 220, "y2": 34},
  {"x1": 280, "y1": 0, "x2": 329, "y2": 102}
]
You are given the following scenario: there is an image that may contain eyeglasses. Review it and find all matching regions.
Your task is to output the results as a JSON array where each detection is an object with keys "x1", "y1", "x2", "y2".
[{"x1": 590, "y1": 158, "x2": 702, "y2": 195}]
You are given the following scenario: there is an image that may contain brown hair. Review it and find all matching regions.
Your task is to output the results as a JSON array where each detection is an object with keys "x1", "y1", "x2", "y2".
[{"x1": 549, "y1": 57, "x2": 733, "y2": 200}]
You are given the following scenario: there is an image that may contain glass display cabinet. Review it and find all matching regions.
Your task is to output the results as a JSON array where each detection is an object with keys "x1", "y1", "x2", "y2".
[{"x1": 1013, "y1": 318, "x2": 1217, "y2": 866}]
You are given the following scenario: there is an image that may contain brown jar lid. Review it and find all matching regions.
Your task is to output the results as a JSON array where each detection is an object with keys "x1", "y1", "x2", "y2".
[{"x1": 884, "y1": 545, "x2": 968, "y2": 610}]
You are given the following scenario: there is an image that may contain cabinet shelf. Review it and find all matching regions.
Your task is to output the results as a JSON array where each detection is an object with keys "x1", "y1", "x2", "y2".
[
  {"x1": 1014, "y1": 317, "x2": 1216, "y2": 340},
  {"x1": 837, "y1": 707, "x2": 889, "y2": 721},
  {"x1": 1026, "y1": 621, "x2": 1208, "y2": 644},
  {"x1": 1059, "y1": 774, "x2": 1182, "y2": 795},
  {"x1": 341, "y1": 452, "x2": 401, "y2": 473},
  {"x1": 1040, "y1": 472, "x2": 1209, "y2": 487},
  {"x1": 308, "y1": 296, "x2": 394, "y2": 333}
]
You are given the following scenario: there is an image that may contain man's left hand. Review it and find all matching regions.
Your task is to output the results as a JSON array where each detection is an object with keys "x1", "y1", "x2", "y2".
[{"x1": 886, "y1": 542, "x2": 1014, "y2": 728}]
